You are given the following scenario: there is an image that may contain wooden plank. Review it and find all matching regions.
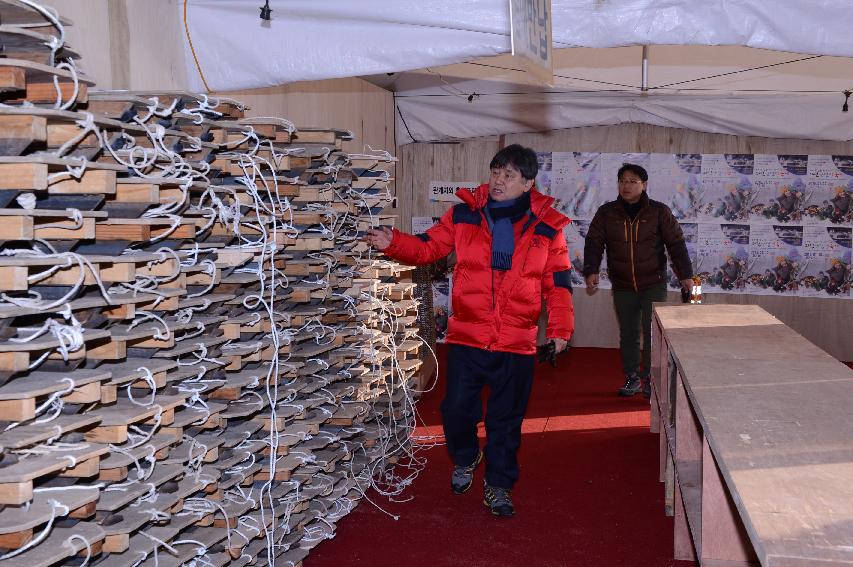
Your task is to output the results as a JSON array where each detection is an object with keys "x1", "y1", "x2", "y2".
[
  {"x1": 700, "y1": 440, "x2": 758, "y2": 563},
  {"x1": 0, "y1": 351, "x2": 28, "y2": 372},
  {"x1": 48, "y1": 169, "x2": 116, "y2": 195},
  {"x1": 0, "y1": 415, "x2": 100, "y2": 452},
  {"x1": 46, "y1": 122, "x2": 99, "y2": 148},
  {"x1": 0, "y1": 522, "x2": 105, "y2": 567},
  {"x1": 0, "y1": 215, "x2": 32, "y2": 239},
  {"x1": 0, "y1": 266, "x2": 28, "y2": 290},
  {"x1": 114, "y1": 183, "x2": 159, "y2": 204},
  {"x1": 0, "y1": 66, "x2": 26, "y2": 91},
  {"x1": 0, "y1": 114, "x2": 46, "y2": 155},
  {"x1": 5, "y1": 80, "x2": 90, "y2": 105},
  {"x1": 35, "y1": 263, "x2": 99, "y2": 286},
  {"x1": 94, "y1": 222, "x2": 149, "y2": 241},
  {"x1": 0, "y1": 162, "x2": 47, "y2": 189},
  {"x1": 33, "y1": 216, "x2": 96, "y2": 239}
]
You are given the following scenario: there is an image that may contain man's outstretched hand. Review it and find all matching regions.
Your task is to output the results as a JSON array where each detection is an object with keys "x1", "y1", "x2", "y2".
[{"x1": 363, "y1": 227, "x2": 393, "y2": 251}]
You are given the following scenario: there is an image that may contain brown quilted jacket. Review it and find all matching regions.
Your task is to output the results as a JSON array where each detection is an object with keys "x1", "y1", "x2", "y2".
[{"x1": 583, "y1": 192, "x2": 692, "y2": 291}]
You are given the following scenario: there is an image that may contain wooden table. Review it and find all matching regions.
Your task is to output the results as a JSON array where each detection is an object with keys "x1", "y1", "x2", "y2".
[{"x1": 650, "y1": 304, "x2": 853, "y2": 566}]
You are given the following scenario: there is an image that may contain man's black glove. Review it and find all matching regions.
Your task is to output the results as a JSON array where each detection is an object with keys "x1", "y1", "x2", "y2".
[{"x1": 537, "y1": 341, "x2": 558, "y2": 367}]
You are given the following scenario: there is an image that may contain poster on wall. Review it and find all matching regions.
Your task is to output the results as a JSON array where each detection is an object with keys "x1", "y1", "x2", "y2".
[
  {"x1": 446, "y1": 151, "x2": 853, "y2": 299},
  {"x1": 412, "y1": 216, "x2": 439, "y2": 235},
  {"x1": 666, "y1": 222, "x2": 699, "y2": 291},
  {"x1": 565, "y1": 219, "x2": 610, "y2": 289},
  {"x1": 699, "y1": 154, "x2": 756, "y2": 223},
  {"x1": 649, "y1": 154, "x2": 703, "y2": 221},
  {"x1": 799, "y1": 226, "x2": 852, "y2": 298},
  {"x1": 805, "y1": 155, "x2": 853, "y2": 225},
  {"x1": 428, "y1": 181, "x2": 478, "y2": 202},
  {"x1": 746, "y1": 224, "x2": 804, "y2": 296},
  {"x1": 432, "y1": 275, "x2": 452, "y2": 343},
  {"x1": 413, "y1": 216, "x2": 453, "y2": 342},
  {"x1": 536, "y1": 152, "x2": 605, "y2": 219},
  {"x1": 696, "y1": 223, "x2": 751, "y2": 294},
  {"x1": 752, "y1": 154, "x2": 809, "y2": 225}
]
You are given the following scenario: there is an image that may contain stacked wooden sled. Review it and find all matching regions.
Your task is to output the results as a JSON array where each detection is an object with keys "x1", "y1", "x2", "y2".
[{"x1": 0, "y1": 1, "x2": 423, "y2": 566}]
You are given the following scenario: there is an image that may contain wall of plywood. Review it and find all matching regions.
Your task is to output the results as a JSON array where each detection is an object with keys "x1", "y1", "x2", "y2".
[
  {"x1": 226, "y1": 80, "x2": 395, "y2": 156},
  {"x1": 397, "y1": 124, "x2": 853, "y2": 360}
]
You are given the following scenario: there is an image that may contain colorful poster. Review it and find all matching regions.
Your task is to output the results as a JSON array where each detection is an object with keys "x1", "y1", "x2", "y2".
[
  {"x1": 699, "y1": 154, "x2": 756, "y2": 223},
  {"x1": 746, "y1": 224, "x2": 804, "y2": 296},
  {"x1": 432, "y1": 275, "x2": 451, "y2": 343},
  {"x1": 804, "y1": 155, "x2": 853, "y2": 225},
  {"x1": 799, "y1": 226, "x2": 852, "y2": 298},
  {"x1": 566, "y1": 219, "x2": 610, "y2": 289},
  {"x1": 752, "y1": 154, "x2": 808, "y2": 224},
  {"x1": 535, "y1": 152, "x2": 554, "y2": 194},
  {"x1": 696, "y1": 223, "x2": 750, "y2": 294},
  {"x1": 527, "y1": 151, "x2": 852, "y2": 299},
  {"x1": 545, "y1": 152, "x2": 604, "y2": 220},
  {"x1": 649, "y1": 154, "x2": 704, "y2": 221},
  {"x1": 412, "y1": 216, "x2": 438, "y2": 235},
  {"x1": 666, "y1": 222, "x2": 699, "y2": 291}
]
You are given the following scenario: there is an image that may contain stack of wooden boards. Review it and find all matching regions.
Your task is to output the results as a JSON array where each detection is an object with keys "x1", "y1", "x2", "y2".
[{"x1": 0, "y1": 1, "x2": 424, "y2": 566}]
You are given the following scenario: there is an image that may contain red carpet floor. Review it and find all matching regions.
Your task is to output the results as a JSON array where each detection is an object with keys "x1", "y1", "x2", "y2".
[{"x1": 305, "y1": 346, "x2": 698, "y2": 567}]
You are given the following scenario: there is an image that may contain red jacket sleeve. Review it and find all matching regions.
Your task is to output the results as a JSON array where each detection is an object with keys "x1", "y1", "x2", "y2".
[
  {"x1": 542, "y1": 229, "x2": 575, "y2": 340},
  {"x1": 382, "y1": 207, "x2": 456, "y2": 266}
]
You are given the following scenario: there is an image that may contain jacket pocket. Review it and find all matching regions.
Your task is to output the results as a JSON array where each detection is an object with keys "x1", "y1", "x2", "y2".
[{"x1": 522, "y1": 237, "x2": 549, "y2": 276}]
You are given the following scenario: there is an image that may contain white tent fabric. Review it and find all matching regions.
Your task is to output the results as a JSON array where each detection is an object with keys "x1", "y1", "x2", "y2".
[
  {"x1": 183, "y1": 0, "x2": 853, "y2": 91},
  {"x1": 182, "y1": 0, "x2": 853, "y2": 142},
  {"x1": 394, "y1": 90, "x2": 853, "y2": 143}
]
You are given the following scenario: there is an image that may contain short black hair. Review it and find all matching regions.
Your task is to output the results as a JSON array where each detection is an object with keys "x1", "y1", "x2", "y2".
[
  {"x1": 490, "y1": 144, "x2": 538, "y2": 181},
  {"x1": 618, "y1": 163, "x2": 648, "y2": 182}
]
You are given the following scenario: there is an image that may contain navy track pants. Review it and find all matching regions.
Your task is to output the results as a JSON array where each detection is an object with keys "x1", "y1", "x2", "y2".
[{"x1": 441, "y1": 343, "x2": 535, "y2": 489}]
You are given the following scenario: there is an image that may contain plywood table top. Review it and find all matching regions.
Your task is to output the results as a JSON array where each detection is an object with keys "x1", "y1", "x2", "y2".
[{"x1": 655, "y1": 304, "x2": 853, "y2": 565}]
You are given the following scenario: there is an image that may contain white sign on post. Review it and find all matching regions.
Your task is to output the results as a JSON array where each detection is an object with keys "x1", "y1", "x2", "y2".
[
  {"x1": 428, "y1": 181, "x2": 478, "y2": 202},
  {"x1": 509, "y1": 0, "x2": 553, "y2": 86}
]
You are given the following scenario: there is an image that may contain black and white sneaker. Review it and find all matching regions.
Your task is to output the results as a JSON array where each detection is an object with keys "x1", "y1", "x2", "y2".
[
  {"x1": 483, "y1": 484, "x2": 514, "y2": 517},
  {"x1": 618, "y1": 372, "x2": 642, "y2": 396},
  {"x1": 450, "y1": 450, "x2": 482, "y2": 494}
]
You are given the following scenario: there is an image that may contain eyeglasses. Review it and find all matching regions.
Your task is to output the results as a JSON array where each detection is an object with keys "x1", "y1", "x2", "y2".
[{"x1": 618, "y1": 179, "x2": 644, "y2": 186}]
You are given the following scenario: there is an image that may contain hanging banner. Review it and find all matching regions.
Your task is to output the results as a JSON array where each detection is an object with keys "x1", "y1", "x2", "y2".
[{"x1": 509, "y1": 0, "x2": 553, "y2": 86}]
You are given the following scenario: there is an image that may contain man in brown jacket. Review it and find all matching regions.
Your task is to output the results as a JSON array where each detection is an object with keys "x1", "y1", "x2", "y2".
[{"x1": 583, "y1": 163, "x2": 693, "y2": 397}]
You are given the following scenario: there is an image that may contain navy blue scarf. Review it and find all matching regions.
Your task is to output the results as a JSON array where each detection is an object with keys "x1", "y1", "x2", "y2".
[{"x1": 486, "y1": 192, "x2": 531, "y2": 271}]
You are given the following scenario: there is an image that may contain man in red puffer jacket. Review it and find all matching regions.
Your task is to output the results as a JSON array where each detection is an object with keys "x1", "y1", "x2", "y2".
[{"x1": 365, "y1": 144, "x2": 574, "y2": 518}]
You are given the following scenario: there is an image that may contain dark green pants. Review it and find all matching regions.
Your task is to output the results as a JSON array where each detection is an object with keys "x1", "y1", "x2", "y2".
[{"x1": 612, "y1": 283, "x2": 668, "y2": 377}]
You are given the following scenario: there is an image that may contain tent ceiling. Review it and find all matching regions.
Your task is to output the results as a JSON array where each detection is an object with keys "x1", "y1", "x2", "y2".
[
  {"x1": 363, "y1": 47, "x2": 853, "y2": 143},
  {"x1": 182, "y1": 0, "x2": 853, "y2": 142}
]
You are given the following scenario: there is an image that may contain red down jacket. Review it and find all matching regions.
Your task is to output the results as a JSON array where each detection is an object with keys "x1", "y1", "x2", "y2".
[{"x1": 383, "y1": 184, "x2": 575, "y2": 355}]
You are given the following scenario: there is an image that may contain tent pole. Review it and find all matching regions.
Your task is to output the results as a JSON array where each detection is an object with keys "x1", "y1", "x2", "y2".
[{"x1": 641, "y1": 45, "x2": 649, "y2": 92}]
